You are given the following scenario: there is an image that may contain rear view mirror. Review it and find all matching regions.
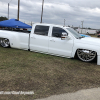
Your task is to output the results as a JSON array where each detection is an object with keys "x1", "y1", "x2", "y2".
[{"x1": 61, "y1": 32, "x2": 68, "y2": 40}]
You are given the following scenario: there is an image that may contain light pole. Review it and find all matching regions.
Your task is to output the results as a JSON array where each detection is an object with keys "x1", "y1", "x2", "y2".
[
  {"x1": 8, "y1": 0, "x2": 12, "y2": 19},
  {"x1": 64, "y1": 19, "x2": 66, "y2": 26},
  {"x1": 8, "y1": 3, "x2": 9, "y2": 19},
  {"x1": 81, "y1": 21, "x2": 84, "y2": 33},
  {"x1": 17, "y1": 0, "x2": 20, "y2": 20},
  {"x1": 40, "y1": 0, "x2": 44, "y2": 23}
]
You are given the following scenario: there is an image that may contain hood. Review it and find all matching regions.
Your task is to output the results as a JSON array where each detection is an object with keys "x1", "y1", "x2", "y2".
[{"x1": 76, "y1": 37, "x2": 100, "y2": 46}]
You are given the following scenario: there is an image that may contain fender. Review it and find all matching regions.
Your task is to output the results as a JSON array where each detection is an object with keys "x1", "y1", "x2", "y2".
[
  {"x1": 0, "y1": 30, "x2": 20, "y2": 48},
  {"x1": 72, "y1": 42, "x2": 100, "y2": 56},
  {"x1": 72, "y1": 42, "x2": 100, "y2": 65}
]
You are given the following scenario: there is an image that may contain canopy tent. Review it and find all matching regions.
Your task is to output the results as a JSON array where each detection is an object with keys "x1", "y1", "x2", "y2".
[{"x1": 0, "y1": 19, "x2": 32, "y2": 28}]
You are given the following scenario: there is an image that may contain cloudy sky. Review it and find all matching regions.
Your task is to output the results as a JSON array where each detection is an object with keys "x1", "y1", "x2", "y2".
[{"x1": 0, "y1": 0, "x2": 100, "y2": 29}]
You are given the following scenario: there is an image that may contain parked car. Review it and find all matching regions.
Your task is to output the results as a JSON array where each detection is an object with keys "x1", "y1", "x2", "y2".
[
  {"x1": 96, "y1": 30, "x2": 100, "y2": 37},
  {"x1": 0, "y1": 23, "x2": 100, "y2": 65},
  {"x1": 96, "y1": 30, "x2": 100, "y2": 34},
  {"x1": 80, "y1": 34, "x2": 91, "y2": 37}
]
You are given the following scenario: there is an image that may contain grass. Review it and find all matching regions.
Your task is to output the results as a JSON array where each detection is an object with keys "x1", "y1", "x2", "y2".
[
  {"x1": 0, "y1": 35, "x2": 100, "y2": 100},
  {"x1": 87, "y1": 34, "x2": 98, "y2": 37}
]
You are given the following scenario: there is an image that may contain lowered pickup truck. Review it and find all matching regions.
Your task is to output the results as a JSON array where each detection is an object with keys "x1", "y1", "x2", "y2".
[{"x1": 0, "y1": 23, "x2": 100, "y2": 65}]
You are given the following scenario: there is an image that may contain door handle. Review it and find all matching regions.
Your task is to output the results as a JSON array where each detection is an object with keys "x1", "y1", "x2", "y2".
[
  {"x1": 50, "y1": 39, "x2": 55, "y2": 42},
  {"x1": 31, "y1": 37, "x2": 36, "y2": 39}
]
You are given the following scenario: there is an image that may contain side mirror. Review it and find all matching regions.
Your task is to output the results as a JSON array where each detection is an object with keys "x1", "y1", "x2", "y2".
[{"x1": 61, "y1": 32, "x2": 68, "y2": 40}]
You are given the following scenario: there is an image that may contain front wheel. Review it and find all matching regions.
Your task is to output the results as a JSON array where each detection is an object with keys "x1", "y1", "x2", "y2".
[
  {"x1": 77, "y1": 49, "x2": 96, "y2": 62},
  {"x1": 0, "y1": 38, "x2": 10, "y2": 48}
]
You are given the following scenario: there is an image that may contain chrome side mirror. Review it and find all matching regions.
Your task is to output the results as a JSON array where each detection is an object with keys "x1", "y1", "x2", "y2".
[{"x1": 61, "y1": 32, "x2": 68, "y2": 40}]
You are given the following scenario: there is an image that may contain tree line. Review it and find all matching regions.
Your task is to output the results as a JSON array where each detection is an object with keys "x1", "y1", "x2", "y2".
[{"x1": 0, "y1": 16, "x2": 8, "y2": 21}]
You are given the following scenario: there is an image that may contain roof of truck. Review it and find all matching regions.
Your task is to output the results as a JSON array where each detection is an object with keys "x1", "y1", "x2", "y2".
[{"x1": 33, "y1": 23, "x2": 69, "y2": 28}]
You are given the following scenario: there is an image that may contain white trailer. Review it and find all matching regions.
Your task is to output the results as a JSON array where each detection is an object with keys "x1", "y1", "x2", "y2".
[
  {"x1": 76, "y1": 28, "x2": 96, "y2": 34},
  {"x1": 86, "y1": 30, "x2": 96, "y2": 35}
]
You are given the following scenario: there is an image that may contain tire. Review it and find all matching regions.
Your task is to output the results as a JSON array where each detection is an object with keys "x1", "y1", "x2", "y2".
[
  {"x1": 87, "y1": 32, "x2": 89, "y2": 35},
  {"x1": 0, "y1": 38, "x2": 10, "y2": 48},
  {"x1": 77, "y1": 49, "x2": 96, "y2": 62},
  {"x1": 98, "y1": 35, "x2": 100, "y2": 37}
]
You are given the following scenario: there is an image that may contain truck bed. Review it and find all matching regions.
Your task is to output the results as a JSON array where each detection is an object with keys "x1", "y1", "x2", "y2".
[{"x1": 0, "y1": 29, "x2": 30, "y2": 33}]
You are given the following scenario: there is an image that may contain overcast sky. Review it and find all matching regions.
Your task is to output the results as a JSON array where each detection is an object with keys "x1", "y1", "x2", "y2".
[{"x1": 0, "y1": 0, "x2": 100, "y2": 29}]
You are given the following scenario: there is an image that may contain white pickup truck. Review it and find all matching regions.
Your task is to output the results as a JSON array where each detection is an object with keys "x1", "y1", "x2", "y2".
[{"x1": 0, "y1": 23, "x2": 100, "y2": 65}]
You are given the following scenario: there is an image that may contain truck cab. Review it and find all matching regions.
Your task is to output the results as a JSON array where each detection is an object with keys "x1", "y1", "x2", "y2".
[{"x1": 30, "y1": 23, "x2": 75, "y2": 58}]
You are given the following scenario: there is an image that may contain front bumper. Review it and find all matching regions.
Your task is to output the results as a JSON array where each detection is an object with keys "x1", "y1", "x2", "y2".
[{"x1": 97, "y1": 55, "x2": 100, "y2": 65}]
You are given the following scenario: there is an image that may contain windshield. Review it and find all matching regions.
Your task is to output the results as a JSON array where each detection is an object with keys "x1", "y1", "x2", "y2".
[{"x1": 66, "y1": 28, "x2": 83, "y2": 39}]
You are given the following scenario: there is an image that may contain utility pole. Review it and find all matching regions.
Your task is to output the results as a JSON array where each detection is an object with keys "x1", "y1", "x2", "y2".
[
  {"x1": 64, "y1": 19, "x2": 65, "y2": 26},
  {"x1": 8, "y1": 3, "x2": 9, "y2": 19},
  {"x1": 40, "y1": 0, "x2": 44, "y2": 23},
  {"x1": 81, "y1": 21, "x2": 84, "y2": 33},
  {"x1": 8, "y1": 0, "x2": 12, "y2": 19},
  {"x1": 31, "y1": 21, "x2": 33, "y2": 26},
  {"x1": 17, "y1": 0, "x2": 20, "y2": 20},
  {"x1": 81, "y1": 21, "x2": 84, "y2": 29}
]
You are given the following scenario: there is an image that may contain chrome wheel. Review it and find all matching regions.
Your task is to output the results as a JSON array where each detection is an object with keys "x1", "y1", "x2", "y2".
[
  {"x1": 77, "y1": 49, "x2": 96, "y2": 62},
  {"x1": 0, "y1": 38, "x2": 10, "y2": 48}
]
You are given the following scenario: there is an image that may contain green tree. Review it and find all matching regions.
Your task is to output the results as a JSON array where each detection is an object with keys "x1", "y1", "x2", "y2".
[{"x1": 0, "y1": 16, "x2": 8, "y2": 21}]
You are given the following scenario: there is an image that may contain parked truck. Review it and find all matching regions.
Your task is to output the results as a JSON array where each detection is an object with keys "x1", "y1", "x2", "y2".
[{"x1": 0, "y1": 23, "x2": 100, "y2": 65}]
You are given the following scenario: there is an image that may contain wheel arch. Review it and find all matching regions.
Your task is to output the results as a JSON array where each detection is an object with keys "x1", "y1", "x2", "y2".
[
  {"x1": 0, "y1": 36, "x2": 12, "y2": 47},
  {"x1": 0, "y1": 32, "x2": 20, "y2": 48},
  {"x1": 74, "y1": 48, "x2": 97, "y2": 57},
  {"x1": 0, "y1": 37, "x2": 11, "y2": 47},
  {"x1": 73, "y1": 48, "x2": 97, "y2": 63}
]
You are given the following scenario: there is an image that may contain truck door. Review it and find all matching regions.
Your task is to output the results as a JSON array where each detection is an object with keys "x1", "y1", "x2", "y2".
[
  {"x1": 30, "y1": 25, "x2": 49, "y2": 53},
  {"x1": 48, "y1": 27, "x2": 74, "y2": 57}
]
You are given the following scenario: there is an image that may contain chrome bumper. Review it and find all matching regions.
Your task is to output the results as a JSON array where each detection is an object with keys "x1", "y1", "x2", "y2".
[{"x1": 97, "y1": 55, "x2": 100, "y2": 65}]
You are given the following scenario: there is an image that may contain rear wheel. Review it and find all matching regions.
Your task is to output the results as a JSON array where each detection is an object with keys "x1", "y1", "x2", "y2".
[
  {"x1": 77, "y1": 49, "x2": 96, "y2": 62},
  {"x1": 0, "y1": 38, "x2": 10, "y2": 48}
]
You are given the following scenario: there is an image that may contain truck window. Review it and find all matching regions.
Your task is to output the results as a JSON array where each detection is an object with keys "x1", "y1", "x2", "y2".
[
  {"x1": 52, "y1": 27, "x2": 67, "y2": 38},
  {"x1": 34, "y1": 25, "x2": 49, "y2": 36}
]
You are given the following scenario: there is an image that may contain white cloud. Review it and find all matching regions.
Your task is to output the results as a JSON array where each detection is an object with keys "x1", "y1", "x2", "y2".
[
  {"x1": 0, "y1": 0, "x2": 100, "y2": 28},
  {"x1": 81, "y1": 7, "x2": 100, "y2": 15}
]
